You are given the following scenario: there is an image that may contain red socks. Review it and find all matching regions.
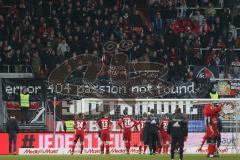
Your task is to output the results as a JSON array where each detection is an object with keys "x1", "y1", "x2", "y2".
[
  {"x1": 156, "y1": 145, "x2": 159, "y2": 153},
  {"x1": 139, "y1": 146, "x2": 142, "y2": 153},
  {"x1": 80, "y1": 144, "x2": 83, "y2": 154},
  {"x1": 144, "y1": 145, "x2": 147, "y2": 153},
  {"x1": 163, "y1": 144, "x2": 169, "y2": 153},
  {"x1": 125, "y1": 142, "x2": 130, "y2": 153},
  {"x1": 208, "y1": 144, "x2": 216, "y2": 155},
  {"x1": 100, "y1": 144, "x2": 110, "y2": 154},
  {"x1": 72, "y1": 144, "x2": 75, "y2": 153},
  {"x1": 159, "y1": 145, "x2": 162, "y2": 154},
  {"x1": 106, "y1": 145, "x2": 110, "y2": 154}
]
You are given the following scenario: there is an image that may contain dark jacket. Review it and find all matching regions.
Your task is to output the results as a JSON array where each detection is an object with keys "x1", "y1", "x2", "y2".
[
  {"x1": 6, "y1": 118, "x2": 19, "y2": 135},
  {"x1": 145, "y1": 113, "x2": 160, "y2": 134},
  {"x1": 217, "y1": 117, "x2": 222, "y2": 133},
  {"x1": 167, "y1": 113, "x2": 188, "y2": 138}
]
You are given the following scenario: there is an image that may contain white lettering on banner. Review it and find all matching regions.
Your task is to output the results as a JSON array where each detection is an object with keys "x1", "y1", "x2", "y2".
[
  {"x1": 5, "y1": 85, "x2": 42, "y2": 94},
  {"x1": 69, "y1": 103, "x2": 75, "y2": 114},
  {"x1": 19, "y1": 148, "x2": 141, "y2": 155},
  {"x1": 86, "y1": 134, "x2": 92, "y2": 148},
  {"x1": 185, "y1": 147, "x2": 238, "y2": 154},
  {"x1": 19, "y1": 146, "x2": 240, "y2": 155},
  {"x1": 19, "y1": 132, "x2": 240, "y2": 155},
  {"x1": 55, "y1": 134, "x2": 64, "y2": 148},
  {"x1": 19, "y1": 148, "x2": 61, "y2": 155},
  {"x1": 86, "y1": 149, "x2": 101, "y2": 154},
  {"x1": 61, "y1": 100, "x2": 198, "y2": 116},
  {"x1": 81, "y1": 101, "x2": 197, "y2": 115},
  {"x1": 39, "y1": 134, "x2": 43, "y2": 148},
  {"x1": 45, "y1": 134, "x2": 53, "y2": 148},
  {"x1": 96, "y1": 134, "x2": 101, "y2": 148},
  {"x1": 39, "y1": 133, "x2": 240, "y2": 152},
  {"x1": 65, "y1": 134, "x2": 73, "y2": 148},
  {"x1": 39, "y1": 134, "x2": 74, "y2": 148}
]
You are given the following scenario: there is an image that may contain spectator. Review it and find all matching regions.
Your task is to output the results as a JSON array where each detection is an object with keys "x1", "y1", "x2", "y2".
[
  {"x1": 14, "y1": 49, "x2": 23, "y2": 72},
  {"x1": 225, "y1": 47, "x2": 237, "y2": 66},
  {"x1": 165, "y1": 1, "x2": 177, "y2": 21},
  {"x1": 191, "y1": 10, "x2": 205, "y2": 26},
  {"x1": 204, "y1": 3, "x2": 216, "y2": 22},
  {"x1": 192, "y1": 52, "x2": 202, "y2": 65},
  {"x1": 213, "y1": 17, "x2": 223, "y2": 39},
  {"x1": 31, "y1": 51, "x2": 41, "y2": 76},
  {"x1": 57, "y1": 39, "x2": 70, "y2": 62},
  {"x1": 169, "y1": 47, "x2": 177, "y2": 64},
  {"x1": 216, "y1": 38, "x2": 225, "y2": 49},
  {"x1": 6, "y1": 115, "x2": 19, "y2": 154},
  {"x1": 168, "y1": 61, "x2": 176, "y2": 82},
  {"x1": 228, "y1": 23, "x2": 237, "y2": 40},
  {"x1": 176, "y1": 60, "x2": 187, "y2": 81},
  {"x1": 152, "y1": 12, "x2": 165, "y2": 36},
  {"x1": 38, "y1": 22, "x2": 51, "y2": 39},
  {"x1": 233, "y1": 10, "x2": 240, "y2": 28},
  {"x1": 225, "y1": 32, "x2": 235, "y2": 48},
  {"x1": 130, "y1": 10, "x2": 143, "y2": 28},
  {"x1": 178, "y1": 0, "x2": 187, "y2": 18},
  {"x1": 231, "y1": 57, "x2": 240, "y2": 78},
  {"x1": 235, "y1": 35, "x2": 240, "y2": 48},
  {"x1": 220, "y1": 8, "x2": 232, "y2": 30}
]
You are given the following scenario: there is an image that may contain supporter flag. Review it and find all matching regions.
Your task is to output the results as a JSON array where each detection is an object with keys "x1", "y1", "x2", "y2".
[{"x1": 193, "y1": 66, "x2": 219, "y2": 79}]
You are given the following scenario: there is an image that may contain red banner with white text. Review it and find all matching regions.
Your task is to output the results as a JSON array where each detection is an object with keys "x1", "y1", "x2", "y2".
[{"x1": 0, "y1": 132, "x2": 239, "y2": 155}]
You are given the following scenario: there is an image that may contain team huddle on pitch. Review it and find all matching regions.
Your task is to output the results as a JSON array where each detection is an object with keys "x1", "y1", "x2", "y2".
[{"x1": 70, "y1": 103, "x2": 223, "y2": 160}]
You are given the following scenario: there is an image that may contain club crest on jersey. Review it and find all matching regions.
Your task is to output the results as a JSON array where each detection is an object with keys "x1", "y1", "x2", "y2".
[{"x1": 173, "y1": 122, "x2": 180, "y2": 127}]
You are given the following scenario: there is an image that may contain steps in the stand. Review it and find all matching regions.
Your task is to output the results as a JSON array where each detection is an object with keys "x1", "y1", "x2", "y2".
[
  {"x1": 3, "y1": 123, "x2": 47, "y2": 132},
  {"x1": 19, "y1": 123, "x2": 46, "y2": 132}
]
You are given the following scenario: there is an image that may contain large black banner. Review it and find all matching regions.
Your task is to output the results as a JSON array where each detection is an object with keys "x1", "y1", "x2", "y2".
[
  {"x1": 2, "y1": 78, "x2": 204, "y2": 100},
  {"x1": 3, "y1": 78, "x2": 238, "y2": 100},
  {"x1": 2, "y1": 79, "x2": 46, "y2": 101},
  {"x1": 2, "y1": 78, "x2": 211, "y2": 100}
]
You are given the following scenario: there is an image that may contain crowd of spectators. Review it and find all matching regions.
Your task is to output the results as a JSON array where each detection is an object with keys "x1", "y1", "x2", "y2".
[{"x1": 0, "y1": 0, "x2": 239, "y2": 80}]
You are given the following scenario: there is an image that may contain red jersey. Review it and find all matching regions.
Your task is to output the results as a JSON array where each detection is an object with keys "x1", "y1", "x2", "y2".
[
  {"x1": 97, "y1": 117, "x2": 112, "y2": 131},
  {"x1": 118, "y1": 115, "x2": 137, "y2": 129},
  {"x1": 204, "y1": 104, "x2": 222, "y2": 137},
  {"x1": 160, "y1": 118, "x2": 169, "y2": 135},
  {"x1": 74, "y1": 119, "x2": 87, "y2": 132},
  {"x1": 137, "y1": 118, "x2": 146, "y2": 132},
  {"x1": 203, "y1": 104, "x2": 222, "y2": 117}
]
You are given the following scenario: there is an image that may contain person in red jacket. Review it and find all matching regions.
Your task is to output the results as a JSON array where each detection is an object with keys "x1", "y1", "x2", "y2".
[
  {"x1": 97, "y1": 113, "x2": 112, "y2": 154},
  {"x1": 71, "y1": 113, "x2": 87, "y2": 155},
  {"x1": 118, "y1": 109, "x2": 137, "y2": 154},
  {"x1": 203, "y1": 103, "x2": 222, "y2": 158}
]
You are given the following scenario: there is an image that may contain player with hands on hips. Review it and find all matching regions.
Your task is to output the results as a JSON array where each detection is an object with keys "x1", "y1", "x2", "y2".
[
  {"x1": 118, "y1": 109, "x2": 137, "y2": 154},
  {"x1": 71, "y1": 113, "x2": 87, "y2": 155},
  {"x1": 136, "y1": 112, "x2": 148, "y2": 154},
  {"x1": 97, "y1": 112, "x2": 113, "y2": 154}
]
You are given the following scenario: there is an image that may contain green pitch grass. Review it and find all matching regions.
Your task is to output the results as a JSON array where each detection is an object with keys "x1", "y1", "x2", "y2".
[{"x1": 0, "y1": 154, "x2": 239, "y2": 160}]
